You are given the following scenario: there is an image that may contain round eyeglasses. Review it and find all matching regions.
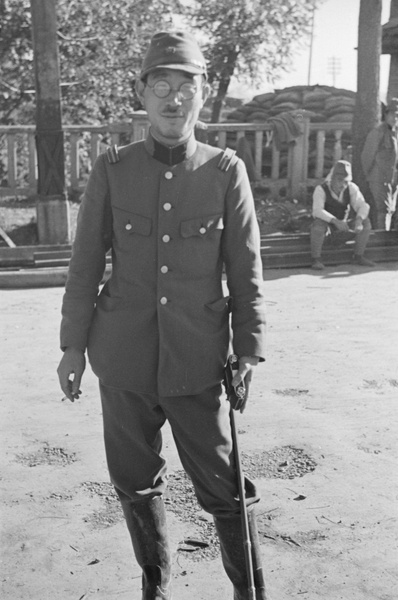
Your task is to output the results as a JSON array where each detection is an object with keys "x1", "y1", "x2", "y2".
[{"x1": 146, "y1": 80, "x2": 199, "y2": 101}]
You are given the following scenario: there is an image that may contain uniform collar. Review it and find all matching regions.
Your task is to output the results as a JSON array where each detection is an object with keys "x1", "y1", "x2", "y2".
[{"x1": 145, "y1": 132, "x2": 197, "y2": 165}]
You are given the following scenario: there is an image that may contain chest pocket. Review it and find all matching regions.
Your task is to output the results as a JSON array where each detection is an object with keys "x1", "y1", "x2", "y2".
[
  {"x1": 180, "y1": 214, "x2": 224, "y2": 238},
  {"x1": 112, "y1": 206, "x2": 152, "y2": 237}
]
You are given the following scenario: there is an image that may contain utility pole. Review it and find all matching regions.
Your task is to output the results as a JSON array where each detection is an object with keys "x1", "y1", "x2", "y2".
[
  {"x1": 327, "y1": 56, "x2": 341, "y2": 87},
  {"x1": 30, "y1": 0, "x2": 70, "y2": 244},
  {"x1": 307, "y1": 3, "x2": 316, "y2": 86}
]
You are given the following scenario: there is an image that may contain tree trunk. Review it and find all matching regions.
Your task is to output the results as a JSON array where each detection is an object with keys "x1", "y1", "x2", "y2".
[
  {"x1": 211, "y1": 77, "x2": 231, "y2": 123},
  {"x1": 30, "y1": 0, "x2": 70, "y2": 244},
  {"x1": 352, "y1": 0, "x2": 382, "y2": 194},
  {"x1": 210, "y1": 49, "x2": 238, "y2": 123}
]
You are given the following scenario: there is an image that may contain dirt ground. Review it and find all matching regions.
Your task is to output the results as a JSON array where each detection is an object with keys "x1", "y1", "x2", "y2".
[{"x1": 1, "y1": 262, "x2": 397, "y2": 600}]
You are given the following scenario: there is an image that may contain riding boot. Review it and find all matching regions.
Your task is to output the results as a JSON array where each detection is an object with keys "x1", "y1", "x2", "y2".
[
  {"x1": 119, "y1": 495, "x2": 172, "y2": 600},
  {"x1": 214, "y1": 508, "x2": 272, "y2": 600}
]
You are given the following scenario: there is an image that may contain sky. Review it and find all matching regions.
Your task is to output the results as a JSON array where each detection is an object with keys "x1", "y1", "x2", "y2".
[{"x1": 230, "y1": 0, "x2": 392, "y2": 100}]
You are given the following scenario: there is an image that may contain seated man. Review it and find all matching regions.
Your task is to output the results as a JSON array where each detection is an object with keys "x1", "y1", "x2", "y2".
[{"x1": 310, "y1": 160, "x2": 375, "y2": 270}]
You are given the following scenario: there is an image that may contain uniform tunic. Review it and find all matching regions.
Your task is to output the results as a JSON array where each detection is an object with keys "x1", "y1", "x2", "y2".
[
  {"x1": 60, "y1": 134, "x2": 266, "y2": 397},
  {"x1": 361, "y1": 121, "x2": 398, "y2": 228},
  {"x1": 361, "y1": 121, "x2": 397, "y2": 185}
]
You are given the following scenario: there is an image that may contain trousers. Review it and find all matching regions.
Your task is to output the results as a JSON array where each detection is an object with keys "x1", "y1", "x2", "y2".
[
  {"x1": 310, "y1": 217, "x2": 371, "y2": 259},
  {"x1": 369, "y1": 181, "x2": 397, "y2": 230},
  {"x1": 99, "y1": 382, "x2": 259, "y2": 517}
]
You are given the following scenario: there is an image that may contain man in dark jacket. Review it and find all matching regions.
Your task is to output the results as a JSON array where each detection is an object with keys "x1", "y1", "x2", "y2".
[
  {"x1": 310, "y1": 160, "x2": 375, "y2": 270},
  {"x1": 361, "y1": 102, "x2": 398, "y2": 230},
  {"x1": 57, "y1": 31, "x2": 270, "y2": 599}
]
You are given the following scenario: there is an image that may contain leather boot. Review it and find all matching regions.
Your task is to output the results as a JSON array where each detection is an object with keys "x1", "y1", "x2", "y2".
[
  {"x1": 214, "y1": 508, "x2": 272, "y2": 600},
  {"x1": 119, "y1": 495, "x2": 172, "y2": 600}
]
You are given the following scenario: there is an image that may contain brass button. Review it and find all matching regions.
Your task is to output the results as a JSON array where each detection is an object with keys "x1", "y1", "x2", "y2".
[
  {"x1": 160, "y1": 265, "x2": 168, "y2": 274},
  {"x1": 163, "y1": 203, "x2": 172, "y2": 211},
  {"x1": 125, "y1": 223, "x2": 132, "y2": 231},
  {"x1": 160, "y1": 297, "x2": 168, "y2": 305},
  {"x1": 199, "y1": 227, "x2": 207, "y2": 234},
  {"x1": 164, "y1": 171, "x2": 173, "y2": 180},
  {"x1": 162, "y1": 234, "x2": 170, "y2": 243}
]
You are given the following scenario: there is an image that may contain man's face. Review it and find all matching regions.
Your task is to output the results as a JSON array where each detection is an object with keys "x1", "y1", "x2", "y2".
[
  {"x1": 331, "y1": 174, "x2": 350, "y2": 195},
  {"x1": 136, "y1": 68, "x2": 209, "y2": 146}
]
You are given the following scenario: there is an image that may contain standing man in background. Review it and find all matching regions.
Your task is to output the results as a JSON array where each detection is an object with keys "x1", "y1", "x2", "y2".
[
  {"x1": 361, "y1": 101, "x2": 398, "y2": 230},
  {"x1": 57, "y1": 31, "x2": 271, "y2": 600}
]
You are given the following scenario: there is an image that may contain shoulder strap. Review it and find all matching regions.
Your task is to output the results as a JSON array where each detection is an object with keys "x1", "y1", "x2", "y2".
[
  {"x1": 106, "y1": 144, "x2": 120, "y2": 164},
  {"x1": 217, "y1": 147, "x2": 237, "y2": 172}
]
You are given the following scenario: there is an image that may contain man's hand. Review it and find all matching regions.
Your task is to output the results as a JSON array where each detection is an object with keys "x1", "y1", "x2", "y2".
[
  {"x1": 231, "y1": 355, "x2": 259, "y2": 413},
  {"x1": 57, "y1": 347, "x2": 86, "y2": 402},
  {"x1": 332, "y1": 218, "x2": 350, "y2": 232},
  {"x1": 354, "y1": 216, "x2": 364, "y2": 233}
]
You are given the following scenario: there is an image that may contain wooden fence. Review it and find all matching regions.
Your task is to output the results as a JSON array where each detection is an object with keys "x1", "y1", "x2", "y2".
[{"x1": 0, "y1": 113, "x2": 352, "y2": 201}]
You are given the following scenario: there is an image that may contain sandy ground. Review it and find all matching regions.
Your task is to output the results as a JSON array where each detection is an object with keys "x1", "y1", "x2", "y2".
[{"x1": 1, "y1": 262, "x2": 398, "y2": 600}]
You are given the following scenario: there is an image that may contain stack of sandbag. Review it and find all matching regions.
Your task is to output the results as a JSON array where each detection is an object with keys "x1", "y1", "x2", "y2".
[
  {"x1": 225, "y1": 85, "x2": 355, "y2": 179},
  {"x1": 225, "y1": 84, "x2": 356, "y2": 124}
]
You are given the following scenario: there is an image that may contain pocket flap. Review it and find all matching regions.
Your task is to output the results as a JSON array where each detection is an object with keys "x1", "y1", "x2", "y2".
[
  {"x1": 206, "y1": 295, "x2": 232, "y2": 312},
  {"x1": 181, "y1": 214, "x2": 224, "y2": 238},
  {"x1": 113, "y1": 207, "x2": 152, "y2": 236}
]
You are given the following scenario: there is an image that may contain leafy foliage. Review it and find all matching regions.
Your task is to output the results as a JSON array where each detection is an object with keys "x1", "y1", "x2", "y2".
[
  {"x1": 191, "y1": 0, "x2": 316, "y2": 83},
  {"x1": 0, "y1": 0, "x2": 182, "y2": 124},
  {"x1": 183, "y1": 0, "x2": 321, "y2": 121},
  {"x1": 56, "y1": 0, "x2": 182, "y2": 123},
  {"x1": 0, "y1": 0, "x2": 35, "y2": 123},
  {"x1": 0, "y1": 0, "x2": 320, "y2": 125}
]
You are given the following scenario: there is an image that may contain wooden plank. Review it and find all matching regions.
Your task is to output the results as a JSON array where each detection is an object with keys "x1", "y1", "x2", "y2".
[
  {"x1": 0, "y1": 239, "x2": 396, "y2": 273},
  {"x1": 261, "y1": 245, "x2": 398, "y2": 269},
  {"x1": 315, "y1": 130, "x2": 325, "y2": 178},
  {"x1": 0, "y1": 246, "x2": 35, "y2": 267},
  {"x1": 254, "y1": 130, "x2": 263, "y2": 180},
  {"x1": 0, "y1": 226, "x2": 16, "y2": 247},
  {"x1": 28, "y1": 132, "x2": 37, "y2": 194},
  {"x1": 334, "y1": 129, "x2": 343, "y2": 161},
  {"x1": 217, "y1": 131, "x2": 227, "y2": 148},
  {"x1": 69, "y1": 132, "x2": 80, "y2": 191},
  {"x1": 34, "y1": 250, "x2": 72, "y2": 260},
  {"x1": 271, "y1": 144, "x2": 280, "y2": 179},
  {"x1": 90, "y1": 133, "x2": 101, "y2": 163},
  {"x1": 7, "y1": 133, "x2": 17, "y2": 189}
]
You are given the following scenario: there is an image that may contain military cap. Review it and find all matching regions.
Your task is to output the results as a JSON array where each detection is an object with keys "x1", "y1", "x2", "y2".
[{"x1": 140, "y1": 31, "x2": 207, "y2": 80}]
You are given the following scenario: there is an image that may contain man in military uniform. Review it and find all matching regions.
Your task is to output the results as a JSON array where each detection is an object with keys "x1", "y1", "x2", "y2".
[
  {"x1": 361, "y1": 101, "x2": 398, "y2": 230},
  {"x1": 57, "y1": 31, "x2": 269, "y2": 599}
]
